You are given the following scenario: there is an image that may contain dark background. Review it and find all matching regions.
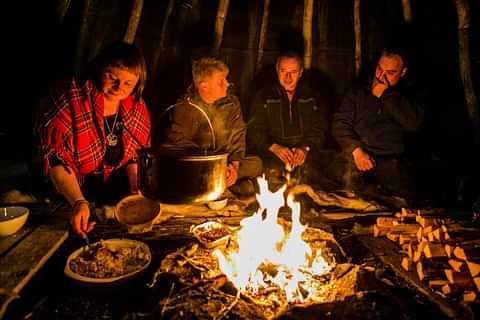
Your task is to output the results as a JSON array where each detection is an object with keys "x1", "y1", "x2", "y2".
[{"x1": 2, "y1": 0, "x2": 479, "y2": 206}]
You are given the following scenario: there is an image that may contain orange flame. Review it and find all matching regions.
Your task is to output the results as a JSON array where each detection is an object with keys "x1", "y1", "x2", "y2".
[{"x1": 214, "y1": 176, "x2": 331, "y2": 303}]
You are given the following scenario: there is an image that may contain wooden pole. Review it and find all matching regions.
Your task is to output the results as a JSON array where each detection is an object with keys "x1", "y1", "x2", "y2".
[
  {"x1": 214, "y1": 0, "x2": 230, "y2": 53},
  {"x1": 354, "y1": 0, "x2": 362, "y2": 78},
  {"x1": 256, "y1": 0, "x2": 270, "y2": 73},
  {"x1": 454, "y1": 0, "x2": 480, "y2": 142},
  {"x1": 56, "y1": 0, "x2": 72, "y2": 23},
  {"x1": 303, "y1": 0, "x2": 314, "y2": 70},
  {"x1": 151, "y1": 0, "x2": 175, "y2": 77},
  {"x1": 75, "y1": 0, "x2": 92, "y2": 72},
  {"x1": 123, "y1": 0, "x2": 144, "y2": 44},
  {"x1": 401, "y1": 0, "x2": 412, "y2": 23},
  {"x1": 317, "y1": 0, "x2": 329, "y2": 71}
]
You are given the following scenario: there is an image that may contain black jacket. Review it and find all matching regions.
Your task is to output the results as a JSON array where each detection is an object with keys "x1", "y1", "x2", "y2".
[
  {"x1": 247, "y1": 81, "x2": 329, "y2": 156},
  {"x1": 332, "y1": 84, "x2": 424, "y2": 156}
]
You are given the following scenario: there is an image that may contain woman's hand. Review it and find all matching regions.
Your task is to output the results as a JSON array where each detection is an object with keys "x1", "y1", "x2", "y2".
[{"x1": 70, "y1": 201, "x2": 96, "y2": 238}]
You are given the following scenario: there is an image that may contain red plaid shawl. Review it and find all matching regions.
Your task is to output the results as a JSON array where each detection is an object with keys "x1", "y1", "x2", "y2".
[{"x1": 38, "y1": 78, "x2": 150, "y2": 181}]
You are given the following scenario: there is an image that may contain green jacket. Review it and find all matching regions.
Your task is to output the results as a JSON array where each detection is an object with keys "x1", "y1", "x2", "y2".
[{"x1": 166, "y1": 88, "x2": 246, "y2": 162}]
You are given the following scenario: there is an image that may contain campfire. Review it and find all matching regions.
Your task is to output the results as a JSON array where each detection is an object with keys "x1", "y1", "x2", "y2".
[
  {"x1": 213, "y1": 176, "x2": 332, "y2": 304},
  {"x1": 151, "y1": 176, "x2": 358, "y2": 319}
]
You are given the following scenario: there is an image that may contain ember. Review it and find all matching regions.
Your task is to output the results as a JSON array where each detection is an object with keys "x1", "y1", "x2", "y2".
[{"x1": 214, "y1": 176, "x2": 332, "y2": 304}]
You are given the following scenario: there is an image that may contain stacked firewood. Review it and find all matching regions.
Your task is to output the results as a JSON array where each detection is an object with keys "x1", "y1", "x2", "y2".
[{"x1": 373, "y1": 209, "x2": 480, "y2": 303}]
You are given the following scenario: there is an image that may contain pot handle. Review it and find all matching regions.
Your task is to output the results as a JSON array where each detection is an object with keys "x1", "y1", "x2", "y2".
[{"x1": 159, "y1": 100, "x2": 216, "y2": 150}]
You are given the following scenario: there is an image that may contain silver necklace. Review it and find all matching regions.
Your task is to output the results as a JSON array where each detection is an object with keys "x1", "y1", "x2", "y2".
[{"x1": 104, "y1": 111, "x2": 120, "y2": 146}]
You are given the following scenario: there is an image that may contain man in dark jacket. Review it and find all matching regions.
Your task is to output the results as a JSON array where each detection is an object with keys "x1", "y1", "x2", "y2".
[
  {"x1": 332, "y1": 49, "x2": 424, "y2": 206},
  {"x1": 247, "y1": 52, "x2": 330, "y2": 189},
  {"x1": 166, "y1": 57, "x2": 262, "y2": 196}
]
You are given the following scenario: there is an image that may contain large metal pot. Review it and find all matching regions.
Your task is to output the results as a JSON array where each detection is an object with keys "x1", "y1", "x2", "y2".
[{"x1": 138, "y1": 148, "x2": 227, "y2": 204}]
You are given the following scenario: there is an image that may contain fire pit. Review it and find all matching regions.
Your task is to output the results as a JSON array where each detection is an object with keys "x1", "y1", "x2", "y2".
[{"x1": 149, "y1": 177, "x2": 357, "y2": 319}]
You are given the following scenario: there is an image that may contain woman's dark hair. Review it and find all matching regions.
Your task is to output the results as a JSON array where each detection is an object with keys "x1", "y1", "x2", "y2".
[{"x1": 86, "y1": 41, "x2": 147, "y2": 96}]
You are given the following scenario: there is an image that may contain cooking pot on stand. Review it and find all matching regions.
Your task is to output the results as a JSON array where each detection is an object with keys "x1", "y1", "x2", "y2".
[{"x1": 125, "y1": 102, "x2": 228, "y2": 204}]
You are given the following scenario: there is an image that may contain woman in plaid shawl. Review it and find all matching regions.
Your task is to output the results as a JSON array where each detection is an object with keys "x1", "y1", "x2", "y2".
[{"x1": 36, "y1": 42, "x2": 150, "y2": 238}]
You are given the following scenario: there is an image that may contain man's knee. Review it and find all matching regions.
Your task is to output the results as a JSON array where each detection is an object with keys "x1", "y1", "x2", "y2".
[{"x1": 238, "y1": 155, "x2": 263, "y2": 179}]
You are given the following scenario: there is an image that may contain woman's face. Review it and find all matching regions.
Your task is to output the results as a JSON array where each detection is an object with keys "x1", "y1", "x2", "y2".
[{"x1": 101, "y1": 66, "x2": 139, "y2": 102}]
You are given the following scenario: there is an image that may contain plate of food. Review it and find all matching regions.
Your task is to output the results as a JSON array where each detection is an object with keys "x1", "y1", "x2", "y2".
[
  {"x1": 190, "y1": 221, "x2": 234, "y2": 248},
  {"x1": 64, "y1": 238, "x2": 151, "y2": 284}
]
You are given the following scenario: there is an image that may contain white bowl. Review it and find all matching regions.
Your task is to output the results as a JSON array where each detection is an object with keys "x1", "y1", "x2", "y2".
[
  {"x1": 0, "y1": 206, "x2": 29, "y2": 237},
  {"x1": 206, "y1": 197, "x2": 228, "y2": 210}
]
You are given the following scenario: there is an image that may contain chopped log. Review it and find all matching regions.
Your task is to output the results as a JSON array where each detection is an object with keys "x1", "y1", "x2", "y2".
[
  {"x1": 432, "y1": 227, "x2": 449, "y2": 241},
  {"x1": 449, "y1": 259, "x2": 466, "y2": 272},
  {"x1": 416, "y1": 226, "x2": 435, "y2": 242},
  {"x1": 474, "y1": 277, "x2": 480, "y2": 291},
  {"x1": 445, "y1": 243, "x2": 455, "y2": 258},
  {"x1": 417, "y1": 260, "x2": 449, "y2": 281},
  {"x1": 453, "y1": 244, "x2": 480, "y2": 261},
  {"x1": 428, "y1": 279, "x2": 449, "y2": 289},
  {"x1": 441, "y1": 283, "x2": 460, "y2": 295},
  {"x1": 399, "y1": 234, "x2": 418, "y2": 245},
  {"x1": 413, "y1": 240, "x2": 428, "y2": 262},
  {"x1": 373, "y1": 224, "x2": 387, "y2": 237},
  {"x1": 376, "y1": 217, "x2": 400, "y2": 226},
  {"x1": 424, "y1": 243, "x2": 448, "y2": 259},
  {"x1": 463, "y1": 290, "x2": 477, "y2": 302},
  {"x1": 416, "y1": 216, "x2": 439, "y2": 228},
  {"x1": 401, "y1": 256, "x2": 414, "y2": 272},
  {"x1": 445, "y1": 269, "x2": 473, "y2": 287},
  {"x1": 467, "y1": 261, "x2": 480, "y2": 277},
  {"x1": 387, "y1": 232, "x2": 399, "y2": 242}
]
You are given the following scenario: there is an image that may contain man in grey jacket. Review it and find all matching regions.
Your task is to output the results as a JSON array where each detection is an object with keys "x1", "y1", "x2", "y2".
[{"x1": 166, "y1": 56, "x2": 262, "y2": 196}]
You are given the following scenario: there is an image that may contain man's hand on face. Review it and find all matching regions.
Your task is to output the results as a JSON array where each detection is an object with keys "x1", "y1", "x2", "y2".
[
  {"x1": 372, "y1": 74, "x2": 390, "y2": 98},
  {"x1": 352, "y1": 147, "x2": 375, "y2": 171},
  {"x1": 270, "y1": 143, "x2": 294, "y2": 167}
]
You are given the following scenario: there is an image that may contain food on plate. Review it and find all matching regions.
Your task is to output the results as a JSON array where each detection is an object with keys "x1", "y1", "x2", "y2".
[
  {"x1": 191, "y1": 221, "x2": 231, "y2": 247},
  {"x1": 69, "y1": 240, "x2": 150, "y2": 279}
]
